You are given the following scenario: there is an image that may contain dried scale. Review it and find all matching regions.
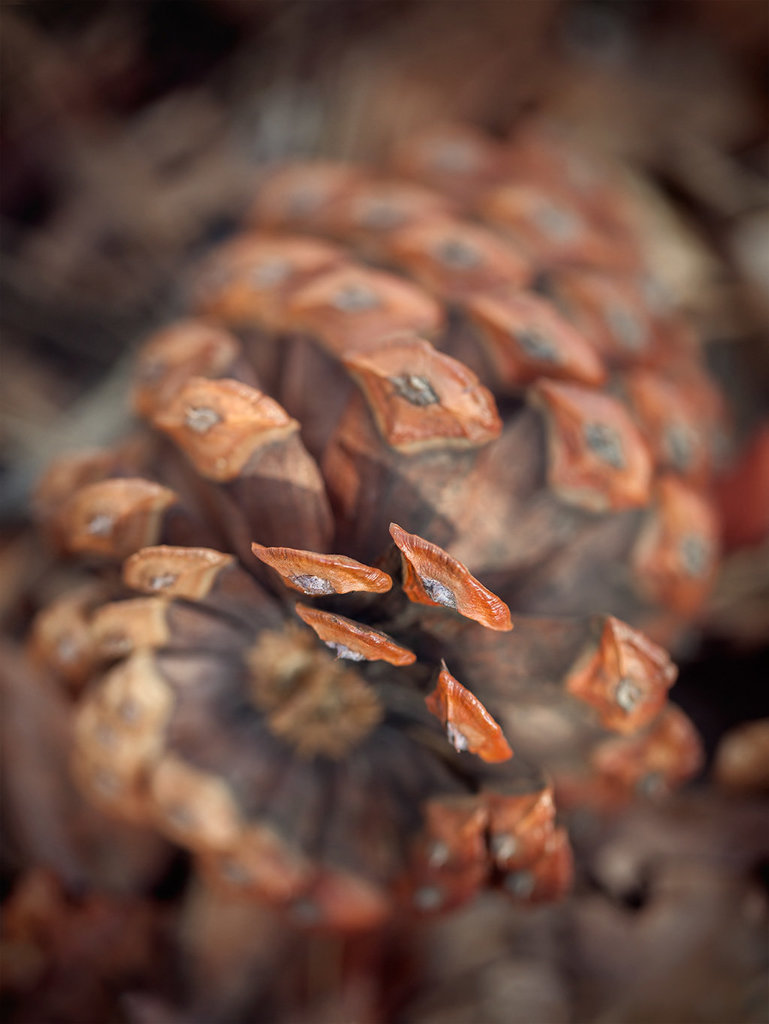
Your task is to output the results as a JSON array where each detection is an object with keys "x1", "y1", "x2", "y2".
[{"x1": 27, "y1": 119, "x2": 731, "y2": 939}]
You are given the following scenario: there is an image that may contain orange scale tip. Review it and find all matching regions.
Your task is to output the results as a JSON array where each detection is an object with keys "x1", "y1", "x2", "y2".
[
  {"x1": 622, "y1": 369, "x2": 709, "y2": 480},
  {"x1": 531, "y1": 378, "x2": 653, "y2": 512},
  {"x1": 333, "y1": 178, "x2": 456, "y2": 239},
  {"x1": 73, "y1": 652, "x2": 175, "y2": 819},
  {"x1": 72, "y1": 748, "x2": 150, "y2": 823},
  {"x1": 401, "y1": 798, "x2": 489, "y2": 912},
  {"x1": 633, "y1": 475, "x2": 719, "y2": 615},
  {"x1": 481, "y1": 183, "x2": 634, "y2": 272},
  {"x1": 149, "y1": 755, "x2": 243, "y2": 852},
  {"x1": 415, "y1": 796, "x2": 489, "y2": 872},
  {"x1": 404, "y1": 869, "x2": 485, "y2": 916},
  {"x1": 133, "y1": 319, "x2": 241, "y2": 418},
  {"x1": 389, "y1": 123, "x2": 505, "y2": 199},
  {"x1": 389, "y1": 523, "x2": 512, "y2": 631},
  {"x1": 57, "y1": 478, "x2": 177, "y2": 559},
  {"x1": 501, "y1": 826, "x2": 574, "y2": 903},
  {"x1": 89, "y1": 597, "x2": 171, "y2": 659},
  {"x1": 345, "y1": 337, "x2": 502, "y2": 453},
  {"x1": 565, "y1": 616, "x2": 677, "y2": 735},
  {"x1": 202, "y1": 823, "x2": 313, "y2": 904},
  {"x1": 549, "y1": 269, "x2": 657, "y2": 364},
  {"x1": 89, "y1": 649, "x2": 174, "y2": 734},
  {"x1": 504, "y1": 122, "x2": 616, "y2": 206},
  {"x1": 294, "y1": 604, "x2": 416, "y2": 666},
  {"x1": 29, "y1": 584, "x2": 105, "y2": 685},
  {"x1": 35, "y1": 447, "x2": 134, "y2": 521},
  {"x1": 383, "y1": 217, "x2": 531, "y2": 300},
  {"x1": 251, "y1": 543, "x2": 392, "y2": 595},
  {"x1": 485, "y1": 785, "x2": 556, "y2": 870},
  {"x1": 191, "y1": 233, "x2": 345, "y2": 327},
  {"x1": 425, "y1": 662, "x2": 513, "y2": 763},
  {"x1": 464, "y1": 290, "x2": 607, "y2": 389},
  {"x1": 123, "y1": 545, "x2": 235, "y2": 600},
  {"x1": 592, "y1": 704, "x2": 704, "y2": 798},
  {"x1": 249, "y1": 161, "x2": 364, "y2": 231},
  {"x1": 411, "y1": 790, "x2": 489, "y2": 888},
  {"x1": 151, "y1": 377, "x2": 299, "y2": 482},
  {"x1": 284, "y1": 264, "x2": 443, "y2": 357}
]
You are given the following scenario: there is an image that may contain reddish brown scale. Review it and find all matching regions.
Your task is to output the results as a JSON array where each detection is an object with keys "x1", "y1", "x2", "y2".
[
  {"x1": 464, "y1": 290, "x2": 607, "y2": 389},
  {"x1": 565, "y1": 616, "x2": 677, "y2": 734},
  {"x1": 390, "y1": 523, "x2": 513, "y2": 631},
  {"x1": 501, "y1": 826, "x2": 573, "y2": 903},
  {"x1": 547, "y1": 268, "x2": 660, "y2": 366},
  {"x1": 151, "y1": 376, "x2": 334, "y2": 555},
  {"x1": 54, "y1": 478, "x2": 178, "y2": 560},
  {"x1": 485, "y1": 785, "x2": 557, "y2": 872},
  {"x1": 123, "y1": 545, "x2": 282, "y2": 635},
  {"x1": 479, "y1": 183, "x2": 638, "y2": 273},
  {"x1": 403, "y1": 796, "x2": 489, "y2": 914},
  {"x1": 73, "y1": 651, "x2": 176, "y2": 822},
  {"x1": 190, "y1": 234, "x2": 345, "y2": 330},
  {"x1": 633, "y1": 475, "x2": 719, "y2": 615},
  {"x1": 162, "y1": 288, "x2": 343, "y2": 492},
  {"x1": 89, "y1": 597, "x2": 171, "y2": 660},
  {"x1": 123, "y1": 545, "x2": 235, "y2": 601},
  {"x1": 664, "y1": 357, "x2": 730, "y2": 450},
  {"x1": 149, "y1": 754, "x2": 244, "y2": 852},
  {"x1": 425, "y1": 663, "x2": 513, "y2": 763},
  {"x1": 151, "y1": 377, "x2": 299, "y2": 483},
  {"x1": 320, "y1": 384, "x2": 495, "y2": 563},
  {"x1": 622, "y1": 369, "x2": 710, "y2": 481},
  {"x1": 531, "y1": 379, "x2": 653, "y2": 512},
  {"x1": 248, "y1": 161, "x2": 365, "y2": 233},
  {"x1": 284, "y1": 264, "x2": 443, "y2": 357},
  {"x1": 389, "y1": 123, "x2": 507, "y2": 204},
  {"x1": 50, "y1": 471, "x2": 222, "y2": 561},
  {"x1": 381, "y1": 217, "x2": 531, "y2": 302},
  {"x1": 344, "y1": 336, "x2": 502, "y2": 453},
  {"x1": 200, "y1": 821, "x2": 314, "y2": 905},
  {"x1": 323, "y1": 177, "x2": 457, "y2": 254},
  {"x1": 35, "y1": 451, "x2": 131, "y2": 520},
  {"x1": 503, "y1": 121, "x2": 640, "y2": 243},
  {"x1": 505, "y1": 123, "x2": 617, "y2": 203},
  {"x1": 251, "y1": 542, "x2": 392, "y2": 596},
  {"x1": 34, "y1": 441, "x2": 152, "y2": 547},
  {"x1": 294, "y1": 603, "x2": 416, "y2": 666},
  {"x1": 591, "y1": 705, "x2": 704, "y2": 804},
  {"x1": 133, "y1": 319, "x2": 246, "y2": 419},
  {"x1": 29, "y1": 584, "x2": 107, "y2": 689}
]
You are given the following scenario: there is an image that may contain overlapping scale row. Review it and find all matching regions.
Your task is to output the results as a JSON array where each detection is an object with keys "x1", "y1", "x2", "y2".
[{"x1": 30, "y1": 119, "x2": 722, "y2": 930}]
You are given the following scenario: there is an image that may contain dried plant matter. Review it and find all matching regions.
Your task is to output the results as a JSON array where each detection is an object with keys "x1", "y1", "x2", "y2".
[
  {"x1": 5, "y1": 65, "x2": 765, "y2": 1018},
  {"x1": 23, "y1": 117, "x2": 728, "y2": 942},
  {"x1": 1, "y1": 2, "x2": 767, "y2": 1022}
]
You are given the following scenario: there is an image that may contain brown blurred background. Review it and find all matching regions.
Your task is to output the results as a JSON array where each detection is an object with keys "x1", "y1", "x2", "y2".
[{"x1": 0, "y1": 4, "x2": 768, "y2": 1022}]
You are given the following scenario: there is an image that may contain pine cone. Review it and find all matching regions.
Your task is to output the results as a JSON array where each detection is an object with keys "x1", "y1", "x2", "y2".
[{"x1": 30, "y1": 119, "x2": 722, "y2": 932}]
